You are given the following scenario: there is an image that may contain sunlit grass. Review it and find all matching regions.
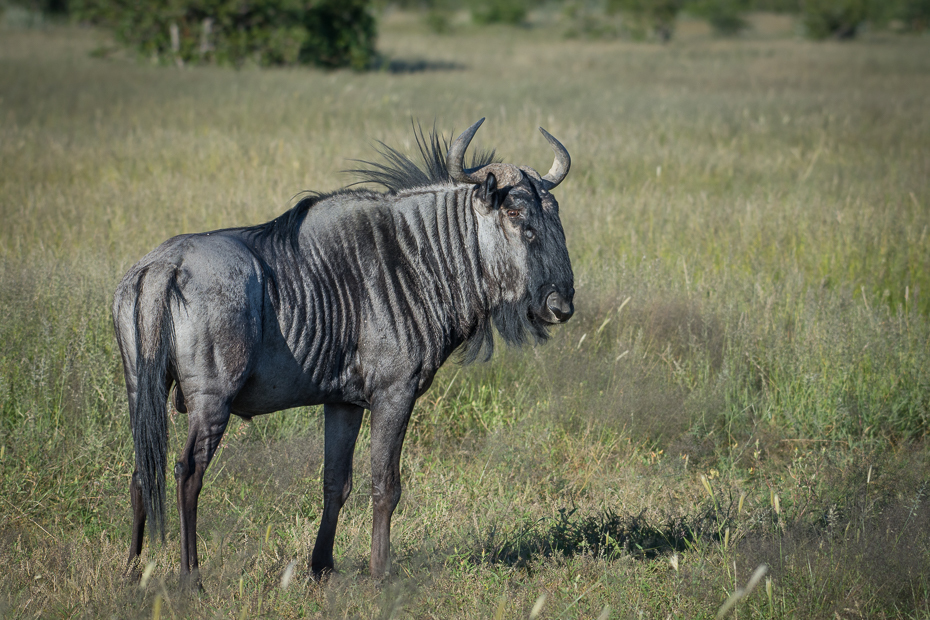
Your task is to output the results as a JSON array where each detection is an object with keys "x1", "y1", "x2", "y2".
[{"x1": 1, "y1": 11, "x2": 929, "y2": 619}]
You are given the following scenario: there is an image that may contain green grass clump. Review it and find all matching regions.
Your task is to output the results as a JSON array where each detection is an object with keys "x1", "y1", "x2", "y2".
[{"x1": 1, "y1": 13, "x2": 929, "y2": 619}]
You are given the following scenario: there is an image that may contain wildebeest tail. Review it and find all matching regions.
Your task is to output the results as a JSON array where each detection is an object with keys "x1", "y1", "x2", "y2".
[{"x1": 114, "y1": 264, "x2": 181, "y2": 543}]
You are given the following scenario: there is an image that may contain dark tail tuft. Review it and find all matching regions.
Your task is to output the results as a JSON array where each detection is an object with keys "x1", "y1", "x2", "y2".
[{"x1": 125, "y1": 266, "x2": 180, "y2": 543}]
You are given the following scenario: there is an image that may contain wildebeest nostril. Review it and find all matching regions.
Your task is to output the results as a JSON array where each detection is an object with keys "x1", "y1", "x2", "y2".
[{"x1": 546, "y1": 291, "x2": 574, "y2": 322}]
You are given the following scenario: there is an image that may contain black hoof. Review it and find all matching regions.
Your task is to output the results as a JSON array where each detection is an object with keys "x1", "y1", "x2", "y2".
[
  {"x1": 124, "y1": 558, "x2": 143, "y2": 584},
  {"x1": 310, "y1": 565, "x2": 334, "y2": 583},
  {"x1": 124, "y1": 567, "x2": 142, "y2": 584},
  {"x1": 180, "y1": 571, "x2": 206, "y2": 595}
]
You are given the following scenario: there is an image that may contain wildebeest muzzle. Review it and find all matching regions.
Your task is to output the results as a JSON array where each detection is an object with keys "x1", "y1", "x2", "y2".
[{"x1": 537, "y1": 285, "x2": 574, "y2": 324}]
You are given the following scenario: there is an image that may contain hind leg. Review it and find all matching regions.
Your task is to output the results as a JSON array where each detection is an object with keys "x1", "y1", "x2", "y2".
[
  {"x1": 124, "y1": 470, "x2": 146, "y2": 580},
  {"x1": 125, "y1": 376, "x2": 175, "y2": 579},
  {"x1": 175, "y1": 398, "x2": 230, "y2": 591}
]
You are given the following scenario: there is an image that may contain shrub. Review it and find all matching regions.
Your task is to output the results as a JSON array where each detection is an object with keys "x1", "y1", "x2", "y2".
[
  {"x1": 607, "y1": 0, "x2": 684, "y2": 41},
  {"x1": 748, "y1": 0, "x2": 799, "y2": 10},
  {"x1": 899, "y1": 0, "x2": 930, "y2": 31},
  {"x1": 34, "y1": 0, "x2": 71, "y2": 14},
  {"x1": 300, "y1": 0, "x2": 378, "y2": 69},
  {"x1": 72, "y1": 0, "x2": 377, "y2": 70},
  {"x1": 468, "y1": 0, "x2": 529, "y2": 25},
  {"x1": 800, "y1": 0, "x2": 877, "y2": 39},
  {"x1": 690, "y1": 0, "x2": 751, "y2": 35}
]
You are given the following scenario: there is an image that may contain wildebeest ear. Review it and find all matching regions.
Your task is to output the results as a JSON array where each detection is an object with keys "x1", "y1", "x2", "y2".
[
  {"x1": 481, "y1": 173, "x2": 497, "y2": 199},
  {"x1": 478, "y1": 173, "x2": 508, "y2": 210}
]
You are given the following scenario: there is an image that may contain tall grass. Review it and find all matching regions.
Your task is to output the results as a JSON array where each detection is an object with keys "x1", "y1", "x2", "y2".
[{"x1": 1, "y1": 13, "x2": 929, "y2": 618}]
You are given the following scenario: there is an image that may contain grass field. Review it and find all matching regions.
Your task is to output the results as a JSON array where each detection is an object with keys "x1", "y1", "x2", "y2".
[{"x1": 1, "y1": 9, "x2": 930, "y2": 619}]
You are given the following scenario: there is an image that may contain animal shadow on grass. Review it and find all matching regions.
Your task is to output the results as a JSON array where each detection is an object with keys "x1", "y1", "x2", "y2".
[
  {"x1": 378, "y1": 58, "x2": 467, "y2": 74},
  {"x1": 472, "y1": 498, "x2": 734, "y2": 568}
]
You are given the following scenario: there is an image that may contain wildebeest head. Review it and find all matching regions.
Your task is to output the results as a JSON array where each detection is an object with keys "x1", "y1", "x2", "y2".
[{"x1": 448, "y1": 118, "x2": 575, "y2": 349}]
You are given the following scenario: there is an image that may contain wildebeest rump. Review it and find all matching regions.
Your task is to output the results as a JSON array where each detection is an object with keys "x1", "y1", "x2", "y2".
[{"x1": 112, "y1": 119, "x2": 575, "y2": 585}]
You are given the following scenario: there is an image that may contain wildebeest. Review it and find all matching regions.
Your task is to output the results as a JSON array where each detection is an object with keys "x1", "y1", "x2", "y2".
[{"x1": 112, "y1": 118, "x2": 574, "y2": 586}]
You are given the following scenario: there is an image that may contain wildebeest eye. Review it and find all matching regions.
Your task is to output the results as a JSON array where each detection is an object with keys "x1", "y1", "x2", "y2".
[
  {"x1": 525, "y1": 229, "x2": 536, "y2": 241},
  {"x1": 507, "y1": 209, "x2": 520, "y2": 219}
]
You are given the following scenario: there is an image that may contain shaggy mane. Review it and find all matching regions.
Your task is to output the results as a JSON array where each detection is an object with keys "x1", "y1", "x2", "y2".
[
  {"x1": 349, "y1": 122, "x2": 498, "y2": 194},
  {"x1": 244, "y1": 123, "x2": 497, "y2": 249}
]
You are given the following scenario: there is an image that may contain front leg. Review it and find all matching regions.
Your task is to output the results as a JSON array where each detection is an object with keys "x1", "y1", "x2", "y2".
[
  {"x1": 369, "y1": 389, "x2": 415, "y2": 579},
  {"x1": 311, "y1": 402, "x2": 364, "y2": 578}
]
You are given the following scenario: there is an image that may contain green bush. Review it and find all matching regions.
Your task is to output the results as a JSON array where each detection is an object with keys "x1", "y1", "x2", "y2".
[
  {"x1": 72, "y1": 0, "x2": 377, "y2": 70},
  {"x1": 300, "y1": 0, "x2": 378, "y2": 68},
  {"x1": 469, "y1": 0, "x2": 529, "y2": 25},
  {"x1": 899, "y1": 0, "x2": 930, "y2": 31},
  {"x1": 33, "y1": 0, "x2": 71, "y2": 14},
  {"x1": 607, "y1": 0, "x2": 684, "y2": 41},
  {"x1": 690, "y1": 0, "x2": 751, "y2": 35},
  {"x1": 748, "y1": 0, "x2": 799, "y2": 10},
  {"x1": 800, "y1": 0, "x2": 876, "y2": 38}
]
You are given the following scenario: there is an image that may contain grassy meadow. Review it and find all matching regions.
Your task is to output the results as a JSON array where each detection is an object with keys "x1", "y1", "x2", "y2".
[{"x1": 1, "y1": 9, "x2": 930, "y2": 619}]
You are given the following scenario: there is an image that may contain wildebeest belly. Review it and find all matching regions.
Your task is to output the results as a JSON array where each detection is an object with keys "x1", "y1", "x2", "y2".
[{"x1": 228, "y1": 346, "x2": 367, "y2": 416}]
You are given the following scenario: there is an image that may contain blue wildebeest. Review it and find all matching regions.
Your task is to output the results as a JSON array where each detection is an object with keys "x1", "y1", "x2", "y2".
[{"x1": 113, "y1": 119, "x2": 574, "y2": 586}]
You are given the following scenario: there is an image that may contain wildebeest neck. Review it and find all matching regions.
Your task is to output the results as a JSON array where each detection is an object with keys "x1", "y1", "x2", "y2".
[{"x1": 249, "y1": 186, "x2": 495, "y2": 379}]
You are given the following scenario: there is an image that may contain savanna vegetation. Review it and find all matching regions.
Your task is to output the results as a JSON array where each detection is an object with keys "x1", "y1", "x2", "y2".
[
  {"x1": 7, "y1": 0, "x2": 930, "y2": 63},
  {"x1": 1, "y1": 7, "x2": 929, "y2": 619}
]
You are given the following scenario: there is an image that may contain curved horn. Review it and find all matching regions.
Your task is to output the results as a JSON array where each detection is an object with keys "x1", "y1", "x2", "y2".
[
  {"x1": 447, "y1": 118, "x2": 485, "y2": 184},
  {"x1": 538, "y1": 127, "x2": 571, "y2": 190}
]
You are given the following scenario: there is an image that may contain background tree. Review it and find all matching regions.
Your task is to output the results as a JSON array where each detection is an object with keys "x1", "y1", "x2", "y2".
[{"x1": 71, "y1": 0, "x2": 377, "y2": 69}]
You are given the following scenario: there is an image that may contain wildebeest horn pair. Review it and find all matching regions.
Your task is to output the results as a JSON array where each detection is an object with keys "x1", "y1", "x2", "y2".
[{"x1": 447, "y1": 117, "x2": 571, "y2": 190}]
